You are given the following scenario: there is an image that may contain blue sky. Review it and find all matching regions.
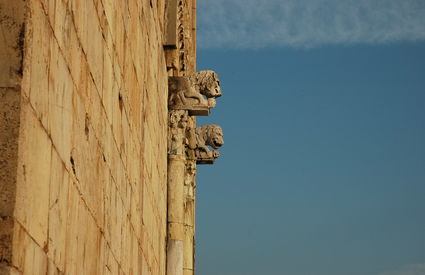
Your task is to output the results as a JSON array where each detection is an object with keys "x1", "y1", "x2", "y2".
[
  {"x1": 198, "y1": 0, "x2": 425, "y2": 49},
  {"x1": 195, "y1": 1, "x2": 425, "y2": 275}
]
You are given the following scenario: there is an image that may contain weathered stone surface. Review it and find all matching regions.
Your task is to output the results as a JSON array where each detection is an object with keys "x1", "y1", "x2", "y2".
[
  {"x1": 168, "y1": 71, "x2": 223, "y2": 115},
  {"x1": 0, "y1": 1, "x2": 25, "y2": 271},
  {"x1": 188, "y1": 70, "x2": 222, "y2": 99},
  {"x1": 0, "y1": 217, "x2": 13, "y2": 265},
  {"x1": 0, "y1": 88, "x2": 20, "y2": 217},
  {"x1": 164, "y1": 0, "x2": 178, "y2": 47},
  {"x1": 0, "y1": 0, "x2": 25, "y2": 88},
  {"x1": 0, "y1": 0, "x2": 220, "y2": 274},
  {"x1": 168, "y1": 76, "x2": 209, "y2": 115},
  {"x1": 11, "y1": 222, "x2": 48, "y2": 274},
  {"x1": 193, "y1": 124, "x2": 224, "y2": 164},
  {"x1": 1, "y1": 0, "x2": 175, "y2": 274},
  {"x1": 14, "y1": 105, "x2": 52, "y2": 249},
  {"x1": 183, "y1": 160, "x2": 196, "y2": 275}
]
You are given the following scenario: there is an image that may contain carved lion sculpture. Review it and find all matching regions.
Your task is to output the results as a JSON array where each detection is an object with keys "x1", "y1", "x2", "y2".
[
  {"x1": 195, "y1": 125, "x2": 224, "y2": 160},
  {"x1": 189, "y1": 70, "x2": 222, "y2": 99},
  {"x1": 168, "y1": 71, "x2": 222, "y2": 112},
  {"x1": 168, "y1": 76, "x2": 207, "y2": 106}
]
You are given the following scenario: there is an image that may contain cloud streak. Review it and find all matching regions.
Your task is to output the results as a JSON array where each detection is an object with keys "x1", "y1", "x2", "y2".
[
  {"x1": 376, "y1": 263, "x2": 425, "y2": 275},
  {"x1": 198, "y1": 0, "x2": 425, "y2": 48}
]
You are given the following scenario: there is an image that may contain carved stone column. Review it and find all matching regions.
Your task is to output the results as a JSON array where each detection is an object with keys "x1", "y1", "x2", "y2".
[
  {"x1": 167, "y1": 69, "x2": 223, "y2": 275},
  {"x1": 183, "y1": 160, "x2": 196, "y2": 275},
  {"x1": 167, "y1": 110, "x2": 188, "y2": 275}
]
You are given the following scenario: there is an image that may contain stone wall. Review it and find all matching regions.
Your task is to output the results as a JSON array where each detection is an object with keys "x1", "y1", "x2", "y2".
[
  {"x1": 0, "y1": 0, "x2": 25, "y2": 271},
  {"x1": 0, "y1": 0, "x2": 176, "y2": 274}
]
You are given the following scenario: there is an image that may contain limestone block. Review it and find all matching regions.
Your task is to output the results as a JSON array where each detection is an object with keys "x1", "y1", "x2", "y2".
[
  {"x1": 105, "y1": 123, "x2": 120, "y2": 184},
  {"x1": 145, "y1": 243, "x2": 156, "y2": 275},
  {"x1": 151, "y1": 221, "x2": 161, "y2": 263},
  {"x1": 111, "y1": 87, "x2": 123, "y2": 154},
  {"x1": 48, "y1": 40, "x2": 73, "y2": 164},
  {"x1": 183, "y1": 226, "x2": 194, "y2": 269},
  {"x1": 0, "y1": 265, "x2": 21, "y2": 275},
  {"x1": 103, "y1": 177, "x2": 123, "y2": 261},
  {"x1": 14, "y1": 106, "x2": 52, "y2": 248},
  {"x1": 95, "y1": 236, "x2": 106, "y2": 275},
  {"x1": 141, "y1": 252, "x2": 152, "y2": 275},
  {"x1": 127, "y1": 136, "x2": 141, "y2": 190},
  {"x1": 92, "y1": 0, "x2": 106, "y2": 32},
  {"x1": 51, "y1": 1, "x2": 82, "y2": 90},
  {"x1": 49, "y1": 0, "x2": 68, "y2": 50},
  {"x1": 69, "y1": 0, "x2": 88, "y2": 53},
  {"x1": 70, "y1": 93, "x2": 105, "y2": 228},
  {"x1": 142, "y1": 193, "x2": 157, "y2": 241},
  {"x1": 102, "y1": 51, "x2": 114, "y2": 124},
  {"x1": 111, "y1": 49, "x2": 123, "y2": 90},
  {"x1": 102, "y1": 0, "x2": 115, "y2": 36},
  {"x1": 151, "y1": 165, "x2": 161, "y2": 203},
  {"x1": 127, "y1": 79, "x2": 142, "y2": 135},
  {"x1": 159, "y1": 236, "x2": 167, "y2": 275},
  {"x1": 86, "y1": 75, "x2": 103, "y2": 138},
  {"x1": 113, "y1": 7, "x2": 125, "y2": 71},
  {"x1": 140, "y1": 224, "x2": 151, "y2": 266},
  {"x1": 120, "y1": 109, "x2": 130, "y2": 169},
  {"x1": 46, "y1": 259, "x2": 63, "y2": 275},
  {"x1": 74, "y1": 55, "x2": 89, "y2": 105},
  {"x1": 64, "y1": 182, "x2": 80, "y2": 275},
  {"x1": 129, "y1": 188, "x2": 142, "y2": 239},
  {"x1": 28, "y1": 1, "x2": 51, "y2": 129},
  {"x1": 142, "y1": 128, "x2": 153, "y2": 179},
  {"x1": 157, "y1": 0, "x2": 166, "y2": 33},
  {"x1": 77, "y1": 207, "x2": 101, "y2": 275},
  {"x1": 99, "y1": 4, "x2": 114, "y2": 57},
  {"x1": 37, "y1": 0, "x2": 52, "y2": 23},
  {"x1": 128, "y1": 231, "x2": 140, "y2": 274},
  {"x1": 12, "y1": 222, "x2": 47, "y2": 274},
  {"x1": 47, "y1": 151, "x2": 70, "y2": 272},
  {"x1": 74, "y1": 203, "x2": 89, "y2": 275},
  {"x1": 118, "y1": 165, "x2": 131, "y2": 215},
  {"x1": 120, "y1": 0, "x2": 131, "y2": 34},
  {"x1": 1, "y1": 0, "x2": 182, "y2": 273},
  {"x1": 85, "y1": 0, "x2": 103, "y2": 93},
  {"x1": 70, "y1": 87, "x2": 88, "y2": 177},
  {"x1": 120, "y1": 218, "x2": 132, "y2": 275},
  {"x1": 102, "y1": 236, "x2": 119, "y2": 274}
]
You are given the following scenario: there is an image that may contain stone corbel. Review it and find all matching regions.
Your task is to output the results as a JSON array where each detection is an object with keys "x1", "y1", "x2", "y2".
[
  {"x1": 190, "y1": 124, "x2": 224, "y2": 164},
  {"x1": 168, "y1": 70, "x2": 222, "y2": 116}
]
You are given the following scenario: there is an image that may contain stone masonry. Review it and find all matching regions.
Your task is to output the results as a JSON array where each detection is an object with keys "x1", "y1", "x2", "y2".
[{"x1": 0, "y1": 0, "x2": 222, "y2": 274}]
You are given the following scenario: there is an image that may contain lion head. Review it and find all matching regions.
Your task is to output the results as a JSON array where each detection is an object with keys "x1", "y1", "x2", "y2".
[
  {"x1": 203, "y1": 125, "x2": 224, "y2": 149},
  {"x1": 189, "y1": 70, "x2": 222, "y2": 99}
]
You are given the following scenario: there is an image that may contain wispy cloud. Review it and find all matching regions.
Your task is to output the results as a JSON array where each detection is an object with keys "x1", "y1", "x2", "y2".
[
  {"x1": 198, "y1": 0, "x2": 425, "y2": 48},
  {"x1": 376, "y1": 263, "x2": 425, "y2": 275}
]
